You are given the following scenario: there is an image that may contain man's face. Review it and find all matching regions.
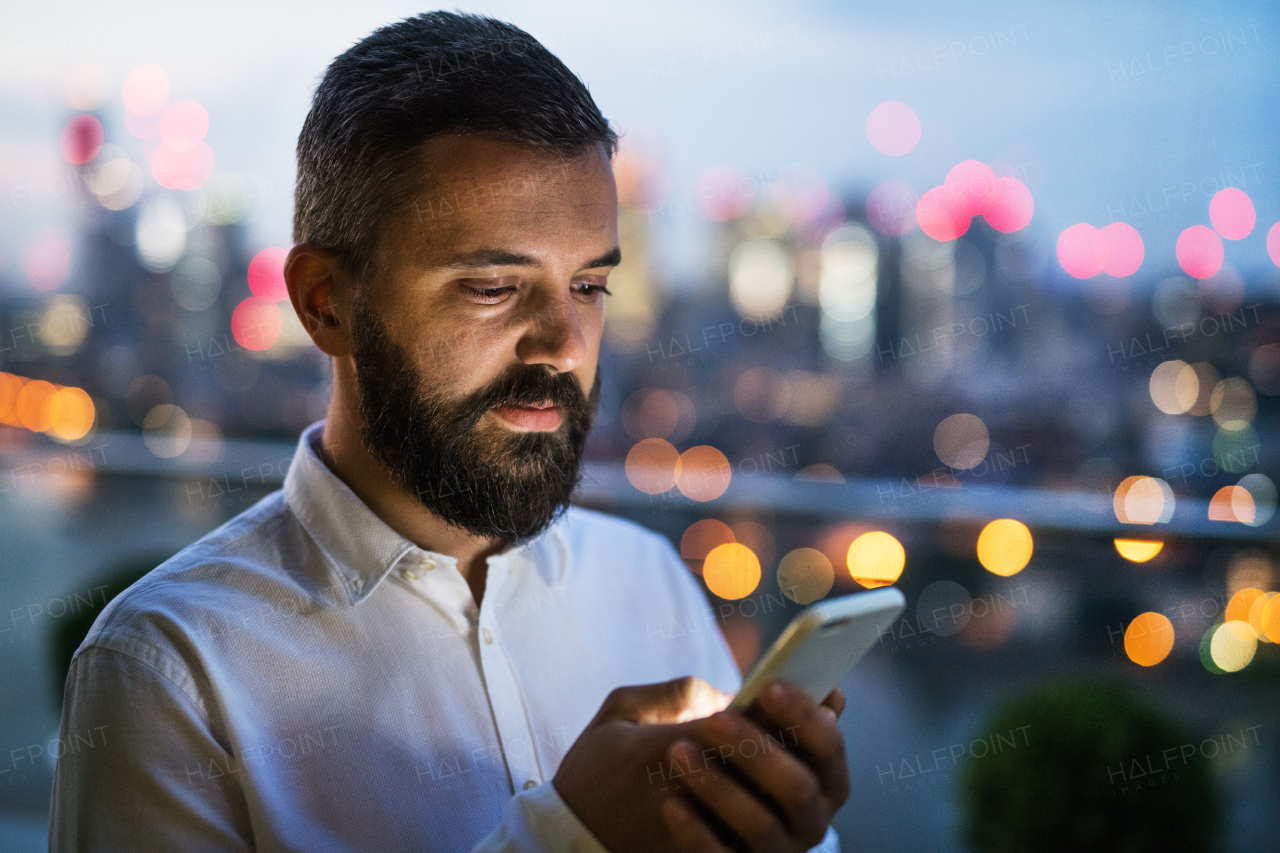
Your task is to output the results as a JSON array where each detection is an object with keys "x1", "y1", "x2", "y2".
[{"x1": 348, "y1": 134, "x2": 619, "y2": 543}]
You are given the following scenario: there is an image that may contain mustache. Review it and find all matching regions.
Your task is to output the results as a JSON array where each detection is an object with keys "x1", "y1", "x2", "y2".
[{"x1": 455, "y1": 365, "x2": 589, "y2": 429}]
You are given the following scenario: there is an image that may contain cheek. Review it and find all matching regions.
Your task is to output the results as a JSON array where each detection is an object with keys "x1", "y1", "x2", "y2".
[{"x1": 412, "y1": 318, "x2": 513, "y2": 388}]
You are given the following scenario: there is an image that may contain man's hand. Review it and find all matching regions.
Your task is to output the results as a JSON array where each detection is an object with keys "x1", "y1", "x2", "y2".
[
  {"x1": 659, "y1": 681, "x2": 849, "y2": 852},
  {"x1": 552, "y1": 676, "x2": 848, "y2": 853}
]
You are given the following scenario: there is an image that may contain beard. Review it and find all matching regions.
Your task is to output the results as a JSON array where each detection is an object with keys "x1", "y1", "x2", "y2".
[{"x1": 349, "y1": 300, "x2": 599, "y2": 545}]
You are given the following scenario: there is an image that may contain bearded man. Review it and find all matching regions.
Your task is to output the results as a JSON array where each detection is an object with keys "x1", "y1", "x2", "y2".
[{"x1": 51, "y1": 12, "x2": 847, "y2": 852}]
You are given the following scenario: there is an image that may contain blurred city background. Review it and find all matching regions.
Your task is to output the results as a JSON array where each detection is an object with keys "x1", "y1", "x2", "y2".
[{"x1": 1, "y1": 1, "x2": 1278, "y2": 850}]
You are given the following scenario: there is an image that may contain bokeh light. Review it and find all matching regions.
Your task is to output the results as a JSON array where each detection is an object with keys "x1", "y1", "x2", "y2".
[
  {"x1": 1268, "y1": 222, "x2": 1280, "y2": 266},
  {"x1": 1124, "y1": 612, "x2": 1175, "y2": 666},
  {"x1": 151, "y1": 141, "x2": 215, "y2": 191},
  {"x1": 1208, "y1": 187, "x2": 1255, "y2": 240},
  {"x1": 46, "y1": 387, "x2": 95, "y2": 442},
  {"x1": 777, "y1": 547, "x2": 834, "y2": 604},
  {"x1": 171, "y1": 256, "x2": 222, "y2": 312},
  {"x1": 1113, "y1": 476, "x2": 1175, "y2": 524},
  {"x1": 933, "y1": 413, "x2": 989, "y2": 470},
  {"x1": 731, "y1": 521, "x2": 775, "y2": 570},
  {"x1": 1114, "y1": 539, "x2": 1163, "y2": 563},
  {"x1": 122, "y1": 64, "x2": 168, "y2": 115},
  {"x1": 674, "y1": 445, "x2": 732, "y2": 501},
  {"x1": 680, "y1": 518, "x2": 735, "y2": 574},
  {"x1": 1237, "y1": 474, "x2": 1276, "y2": 526},
  {"x1": 1056, "y1": 223, "x2": 1106, "y2": 278},
  {"x1": 17, "y1": 380, "x2": 57, "y2": 432},
  {"x1": 865, "y1": 180, "x2": 917, "y2": 236},
  {"x1": 621, "y1": 388, "x2": 695, "y2": 442},
  {"x1": 944, "y1": 160, "x2": 996, "y2": 217},
  {"x1": 90, "y1": 156, "x2": 144, "y2": 211},
  {"x1": 1258, "y1": 596, "x2": 1280, "y2": 643},
  {"x1": 1187, "y1": 362, "x2": 1220, "y2": 416},
  {"x1": 1225, "y1": 587, "x2": 1265, "y2": 625},
  {"x1": 916, "y1": 186, "x2": 969, "y2": 242},
  {"x1": 247, "y1": 247, "x2": 290, "y2": 302},
  {"x1": 24, "y1": 233, "x2": 71, "y2": 292},
  {"x1": 1149, "y1": 359, "x2": 1198, "y2": 415},
  {"x1": 703, "y1": 542, "x2": 761, "y2": 600},
  {"x1": 976, "y1": 519, "x2": 1033, "y2": 576},
  {"x1": 231, "y1": 297, "x2": 283, "y2": 351},
  {"x1": 142, "y1": 403, "x2": 192, "y2": 458},
  {"x1": 1209, "y1": 377, "x2": 1255, "y2": 430},
  {"x1": 1208, "y1": 486, "x2": 1255, "y2": 524},
  {"x1": 1100, "y1": 222, "x2": 1144, "y2": 276},
  {"x1": 1208, "y1": 621, "x2": 1257, "y2": 672},
  {"x1": 981, "y1": 177, "x2": 1034, "y2": 233},
  {"x1": 1248, "y1": 343, "x2": 1280, "y2": 395},
  {"x1": 159, "y1": 100, "x2": 209, "y2": 152},
  {"x1": 733, "y1": 367, "x2": 790, "y2": 422},
  {"x1": 59, "y1": 114, "x2": 104, "y2": 165},
  {"x1": 729, "y1": 238, "x2": 792, "y2": 319},
  {"x1": 847, "y1": 531, "x2": 905, "y2": 588},
  {"x1": 697, "y1": 166, "x2": 753, "y2": 221},
  {"x1": 865, "y1": 101, "x2": 921, "y2": 156},
  {"x1": 1176, "y1": 225, "x2": 1223, "y2": 279},
  {"x1": 624, "y1": 437, "x2": 679, "y2": 494}
]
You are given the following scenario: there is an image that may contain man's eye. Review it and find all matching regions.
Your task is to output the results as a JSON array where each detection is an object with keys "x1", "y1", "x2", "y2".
[
  {"x1": 461, "y1": 279, "x2": 518, "y2": 303},
  {"x1": 573, "y1": 277, "x2": 612, "y2": 298}
]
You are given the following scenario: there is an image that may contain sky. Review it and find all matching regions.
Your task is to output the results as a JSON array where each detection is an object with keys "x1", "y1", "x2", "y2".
[{"x1": 1, "y1": 0, "x2": 1277, "y2": 290}]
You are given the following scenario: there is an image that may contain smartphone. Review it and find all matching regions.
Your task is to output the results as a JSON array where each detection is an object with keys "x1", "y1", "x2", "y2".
[{"x1": 728, "y1": 587, "x2": 905, "y2": 712}]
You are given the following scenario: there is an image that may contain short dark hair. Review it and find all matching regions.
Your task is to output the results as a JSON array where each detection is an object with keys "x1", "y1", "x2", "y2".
[{"x1": 294, "y1": 11, "x2": 618, "y2": 283}]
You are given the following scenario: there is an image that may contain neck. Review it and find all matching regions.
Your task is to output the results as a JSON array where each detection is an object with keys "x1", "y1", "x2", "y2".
[{"x1": 320, "y1": 378, "x2": 502, "y2": 606}]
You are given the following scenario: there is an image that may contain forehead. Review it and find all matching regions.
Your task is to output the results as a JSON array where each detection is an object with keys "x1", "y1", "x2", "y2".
[{"x1": 384, "y1": 134, "x2": 618, "y2": 267}]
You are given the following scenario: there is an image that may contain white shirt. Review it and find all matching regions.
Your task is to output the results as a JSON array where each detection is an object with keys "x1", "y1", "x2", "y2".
[{"x1": 50, "y1": 421, "x2": 839, "y2": 852}]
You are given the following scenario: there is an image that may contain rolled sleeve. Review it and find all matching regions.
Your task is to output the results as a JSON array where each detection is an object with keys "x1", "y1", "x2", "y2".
[{"x1": 471, "y1": 781, "x2": 607, "y2": 853}]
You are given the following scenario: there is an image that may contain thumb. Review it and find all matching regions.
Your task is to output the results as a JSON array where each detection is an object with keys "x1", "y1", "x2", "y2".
[{"x1": 597, "y1": 676, "x2": 732, "y2": 725}]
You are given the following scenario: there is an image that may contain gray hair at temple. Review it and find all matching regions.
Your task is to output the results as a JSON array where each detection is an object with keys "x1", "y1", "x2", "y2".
[{"x1": 293, "y1": 11, "x2": 618, "y2": 286}]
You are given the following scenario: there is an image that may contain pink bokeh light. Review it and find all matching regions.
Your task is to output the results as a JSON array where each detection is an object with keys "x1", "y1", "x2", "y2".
[
  {"x1": 59, "y1": 114, "x2": 103, "y2": 165},
  {"x1": 1208, "y1": 188, "x2": 1255, "y2": 240},
  {"x1": 1268, "y1": 222, "x2": 1280, "y2": 267},
  {"x1": 24, "y1": 233, "x2": 71, "y2": 292},
  {"x1": 231, "y1": 297, "x2": 283, "y2": 351},
  {"x1": 865, "y1": 101, "x2": 921, "y2": 157},
  {"x1": 1056, "y1": 224, "x2": 1107, "y2": 278},
  {"x1": 248, "y1": 248, "x2": 290, "y2": 302},
  {"x1": 697, "y1": 166, "x2": 754, "y2": 222},
  {"x1": 981, "y1": 177, "x2": 1033, "y2": 233},
  {"x1": 916, "y1": 186, "x2": 969, "y2": 241},
  {"x1": 865, "y1": 180, "x2": 918, "y2": 236},
  {"x1": 1176, "y1": 225, "x2": 1224, "y2": 279},
  {"x1": 159, "y1": 100, "x2": 209, "y2": 152},
  {"x1": 944, "y1": 160, "x2": 997, "y2": 217},
  {"x1": 1100, "y1": 222, "x2": 1144, "y2": 276},
  {"x1": 122, "y1": 64, "x2": 168, "y2": 115},
  {"x1": 151, "y1": 142, "x2": 214, "y2": 191}
]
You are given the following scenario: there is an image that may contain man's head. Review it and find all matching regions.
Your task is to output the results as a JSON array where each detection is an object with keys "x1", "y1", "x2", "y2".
[{"x1": 287, "y1": 12, "x2": 620, "y2": 545}]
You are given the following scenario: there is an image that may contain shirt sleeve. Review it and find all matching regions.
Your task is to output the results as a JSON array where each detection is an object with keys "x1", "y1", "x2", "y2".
[
  {"x1": 470, "y1": 781, "x2": 607, "y2": 853},
  {"x1": 49, "y1": 644, "x2": 255, "y2": 853}
]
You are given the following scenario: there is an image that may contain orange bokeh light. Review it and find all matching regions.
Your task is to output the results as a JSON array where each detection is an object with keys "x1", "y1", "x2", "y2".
[
  {"x1": 680, "y1": 519, "x2": 735, "y2": 574},
  {"x1": 846, "y1": 531, "x2": 905, "y2": 589},
  {"x1": 1208, "y1": 485, "x2": 1255, "y2": 524},
  {"x1": 703, "y1": 542, "x2": 761, "y2": 600},
  {"x1": 674, "y1": 445, "x2": 732, "y2": 501},
  {"x1": 1124, "y1": 612, "x2": 1175, "y2": 666},
  {"x1": 624, "y1": 438, "x2": 679, "y2": 495}
]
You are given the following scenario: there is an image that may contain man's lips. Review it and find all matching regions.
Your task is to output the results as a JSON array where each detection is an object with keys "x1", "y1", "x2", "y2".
[{"x1": 490, "y1": 401, "x2": 562, "y2": 431}]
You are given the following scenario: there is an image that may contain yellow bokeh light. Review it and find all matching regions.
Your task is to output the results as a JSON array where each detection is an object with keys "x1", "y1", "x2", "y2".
[
  {"x1": 0, "y1": 372, "x2": 26, "y2": 425},
  {"x1": 142, "y1": 403, "x2": 192, "y2": 459},
  {"x1": 1259, "y1": 595, "x2": 1280, "y2": 644},
  {"x1": 703, "y1": 542, "x2": 761, "y2": 600},
  {"x1": 846, "y1": 531, "x2": 905, "y2": 588},
  {"x1": 624, "y1": 438, "x2": 679, "y2": 495},
  {"x1": 777, "y1": 547, "x2": 834, "y2": 604},
  {"x1": 1114, "y1": 539, "x2": 1164, "y2": 563},
  {"x1": 674, "y1": 445, "x2": 732, "y2": 502},
  {"x1": 46, "y1": 386, "x2": 95, "y2": 442},
  {"x1": 976, "y1": 519, "x2": 1033, "y2": 577},
  {"x1": 17, "y1": 379, "x2": 57, "y2": 432},
  {"x1": 1124, "y1": 612, "x2": 1175, "y2": 666},
  {"x1": 1209, "y1": 621, "x2": 1257, "y2": 672},
  {"x1": 1149, "y1": 359, "x2": 1199, "y2": 415},
  {"x1": 1249, "y1": 591, "x2": 1276, "y2": 643}
]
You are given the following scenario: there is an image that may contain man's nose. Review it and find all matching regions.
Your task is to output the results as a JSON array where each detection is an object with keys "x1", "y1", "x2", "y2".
[{"x1": 515, "y1": 292, "x2": 586, "y2": 374}]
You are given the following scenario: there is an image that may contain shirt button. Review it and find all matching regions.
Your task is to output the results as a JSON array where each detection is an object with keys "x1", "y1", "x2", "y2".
[
  {"x1": 419, "y1": 556, "x2": 437, "y2": 571},
  {"x1": 400, "y1": 569, "x2": 418, "y2": 581},
  {"x1": 482, "y1": 628, "x2": 493, "y2": 644},
  {"x1": 523, "y1": 779, "x2": 537, "y2": 790},
  {"x1": 352, "y1": 578, "x2": 363, "y2": 591}
]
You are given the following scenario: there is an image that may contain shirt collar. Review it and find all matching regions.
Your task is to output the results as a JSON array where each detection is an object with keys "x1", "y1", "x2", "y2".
[{"x1": 283, "y1": 422, "x2": 569, "y2": 605}]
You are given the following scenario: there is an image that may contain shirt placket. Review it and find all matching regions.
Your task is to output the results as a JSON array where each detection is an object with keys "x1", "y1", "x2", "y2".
[{"x1": 475, "y1": 552, "x2": 545, "y2": 794}]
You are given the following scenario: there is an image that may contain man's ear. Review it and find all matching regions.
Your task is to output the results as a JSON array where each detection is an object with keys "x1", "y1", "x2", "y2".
[{"x1": 285, "y1": 244, "x2": 352, "y2": 357}]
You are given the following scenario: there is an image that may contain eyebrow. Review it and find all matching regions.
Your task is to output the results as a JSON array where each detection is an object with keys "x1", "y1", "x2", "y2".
[{"x1": 438, "y1": 246, "x2": 622, "y2": 272}]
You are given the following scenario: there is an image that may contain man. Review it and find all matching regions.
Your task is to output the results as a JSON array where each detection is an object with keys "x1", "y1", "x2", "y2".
[{"x1": 52, "y1": 12, "x2": 847, "y2": 852}]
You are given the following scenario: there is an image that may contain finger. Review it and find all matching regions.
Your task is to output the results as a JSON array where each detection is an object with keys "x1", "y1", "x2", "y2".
[
  {"x1": 669, "y1": 740, "x2": 790, "y2": 853},
  {"x1": 600, "y1": 676, "x2": 732, "y2": 725},
  {"x1": 821, "y1": 687, "x2": 846, "y2": 719},
  {"x1": 754, "y1": 681, "x2": 850, "y2": 807},
  {"x1": 685, "y1": 713, "x2": 828, "y2": 845},
  {"x1": 662, "y1": 795, "x2": 733, "y2": 853}
]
